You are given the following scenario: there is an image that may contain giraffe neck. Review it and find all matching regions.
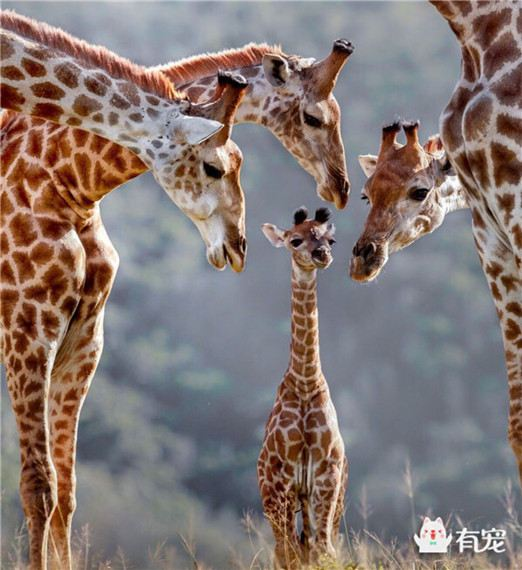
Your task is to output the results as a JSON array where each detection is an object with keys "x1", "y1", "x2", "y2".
[
  {"x1": 285, "y1": 259, "x2": 324, "y2": 397},
  {"x1": 1, "y1": 26, "x2": 181, "y2": 172},
  {"x1": 430, "y1": 1, "x2": 516, "y2": 47}
]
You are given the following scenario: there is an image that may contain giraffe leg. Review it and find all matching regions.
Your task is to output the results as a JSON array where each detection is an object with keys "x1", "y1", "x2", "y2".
[
  {"x1": 2, "y1": 232, "x2": 85, "y2": 569},
  {"x1": 310, "y1": 458, "x2": 344, "y2": 562},
  {"x1": 4, "y1": 336, "x2": 61, "y2": 570},
  {"x1": 258, "y1": 445, "x2": 301, "y2": 569},
  {"x1": 472, "y1": 216, "x2": 522, "y2": 484},
  {"x1": 48, "y1": 217, "x2": 118, "y2": 569},
  {"x1": 332, "y1": 456, "x2": 348, "y2": 543}
]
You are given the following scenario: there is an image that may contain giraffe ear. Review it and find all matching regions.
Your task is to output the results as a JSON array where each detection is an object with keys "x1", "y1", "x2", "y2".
[
  {"x1": 263, "y1": 54, "x2": 290, "y2": 86},
  {"x1": 261, "y1": 223, "x2": 286, "y2": 247},
  {"x1": 358, "y1": 154, "x2": 378, "y2": 178},
  {"x1": 178, "y1": 115, "x2": 224, "y2": 145}
]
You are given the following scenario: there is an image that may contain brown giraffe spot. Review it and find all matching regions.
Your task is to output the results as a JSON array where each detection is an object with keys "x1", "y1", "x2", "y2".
[
  {"x1": 24, "y1": 45, "x2": 53, "y2": 61},
  {"x1": 512, "y1": 224, "x2": 522, "y2": 249},
  {"x1": 506, "y1": 303, "x2": 522, "y2": 317},
  {"x1": 108, "y1": 111, "x2": 119, "y2": 126},
  {"x1": 486, "y1": 261, "x2": 503, "y2": 280},
  {"x1": 1, "y1": 135, "x2": 23, "y2": 177},
  {"x1": 117, "y1": 80, "x2": 140, "y2": 105},
  {"x1": 491, "y1": 143, "x2": 522, "y2": 187},
  {"x1": 1, "y1": 65, "x2": 24, "y2": 80},
  {"x1": 73, "y1": 94, "x2": 102, "y2": 117},
  {"x1": 505, "y1": 319, "x2": 521, "y2": 341},
  {"x1": 27, "y1": 130, "x2": 43, "y2": 159},
  {"x1": 1, "y1": 192, "x2": 15, "y2": 217},
  {"x1": 32, "y1": 102, "x2": 63, "y2": 122},
  {"x1": 129, "y1": 112, "x2": 143, "y2": 123},
  {"x1": 490, "y1": 281, "x2": 502, "y2": 301},
  {"x1": 90, "y1": 135, "x2": 110, "y2": 155},
  {"x1": 39, "y1": 217, "x2": 70, "y2": 240},
  {"x1": 1, "y1": 84, "x2": 25, "y2": 110},
  {"x1": 110, "y1": 93, "x2": 131, "y2": 110},
  {"x1": 69, "y1": 132, "x2": 88, "y2": 152},
  {"x1": 92, "y1": 113, "x2": 104, "y2": 123},
  {"x1": 10, "y1": 213, "x2": 38, "y2": 247},
  {"x1": 20, "y1": 57, "x2": 46, "y2": 78},
  {"x1": 463, "y1": 95, "x2": 492, "y2": 140},
  {"x1": 54, "y1": 62, "x2": 80, "y2": 88},
  {"x1": 472, "y1": 8, "x2": 512, "y2": 50},
  {"x1": 41, "y1": 310, "x2": 61, "y2": 340},
  {"x1": 0, "y1": 35, "x2": 14, "y2": 59},
  {"x1": 146, "y1": 95, "x2": 159, "y2": 106},
  {"x1": 146, "y1": 107, "x2": 159, "y2": 119},
  {"x1": 16, "y1": 303, "x2": 37, "y2": 338},
  {"x1": 484, "y1": 32, "x2": 521, "y2": 80},
  {"x1": 497, "y1": 114, "x2": 522, "y2": 143},
  {"x1": 1, "y1": 260, "x2": 16, "y2": 284},
  {"x1": 492, "y1": 64, "x2": 522, "y2": 108},
  {"x1": 25, "y1": 285, "x2": 47, "y2": 304},
  {"x1": 74, "y1": 153, "x2": 92, "y2": 189},
  {"x1": 467, "y1": 148, "x2": 490, "y2": 189},
  {"x1": 30, "y1": 243, "x2": 54, "y2": 265},
  {"x1": 0, "y1": 288, "x2": 19, "y2": 328},
  {"x1": 42, "y1": 264, "x2": 68, "y2": 304},
  {"x1": 12, "y1": 251, "x2": 35, "y2": 282},
  {"x1": 501, "y1": 275, "x2": 519, "y2": 293},
  {"x1": 84, "y1": 76, "x2": 108, "y2": 97},
  {"x1": 66, "y1": 117, "x2": 82, "y2": 127},
  {"x1": 496, "y1": 193, "x2": 515, "y2": 226}
]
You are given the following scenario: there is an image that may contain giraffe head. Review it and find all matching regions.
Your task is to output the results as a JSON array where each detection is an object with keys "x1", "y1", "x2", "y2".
[
  {"x1": 262, "y1": 40, "x2": 353, "y2": 209},
  {"x1": 262, "y1": 207, "x2": 336, "y2": 271},
  {"x1": 350, "y1": 120, "x2": 463, "y2": 282},
  {"x1": 163, "y1": 72, "x2": 248, "y2": 272}
]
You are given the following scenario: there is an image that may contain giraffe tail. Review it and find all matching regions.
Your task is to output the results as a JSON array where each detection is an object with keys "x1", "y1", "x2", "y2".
[{"x1": 298, "y1": 448, "x2": 312, "y2": 562}]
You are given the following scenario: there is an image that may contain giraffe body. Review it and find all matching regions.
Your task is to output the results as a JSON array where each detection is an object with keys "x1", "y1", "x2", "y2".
[
  {"x1": 430, "y1": 0, "x2": 522, "y2": 482},
  {"x1": 258, "y1": 209, "x2": 347, "y2": 569},
  {"x1": 350, "y1": 0, "x2": 522, "y2": 485}
]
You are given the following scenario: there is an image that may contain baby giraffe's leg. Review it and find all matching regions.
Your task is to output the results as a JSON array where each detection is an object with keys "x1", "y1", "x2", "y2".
[
  {"x1": 332, "y1": 456, "x2": 348, "y2": 543},
  {"x1": 258, "y1": 447, "x2": 301, "y2": 569},
  {"x1": 48, "y1": 218, "x2": 118, "y2": 569},
  {"x1": 310, "y1": 457, "x2": 344, "y2": 561}
]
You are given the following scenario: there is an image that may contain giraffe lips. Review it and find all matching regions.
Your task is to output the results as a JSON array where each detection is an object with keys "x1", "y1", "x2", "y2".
[
  {"x1": 207, "y1": 241, "x2": 246, "y2": 272},
  {"x1": 349, "y1": 253, "x2": 387, "y2": 282}
]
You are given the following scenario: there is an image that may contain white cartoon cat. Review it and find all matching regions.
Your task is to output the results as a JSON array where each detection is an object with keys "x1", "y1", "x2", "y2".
[{"x1": 414, "y1": 517, "x2": 452, "y2": 553}]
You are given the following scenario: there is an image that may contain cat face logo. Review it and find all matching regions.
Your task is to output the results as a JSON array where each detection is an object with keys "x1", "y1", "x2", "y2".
[{"x1": 414, "y1": 517, "x2": 452, "y2": 553}]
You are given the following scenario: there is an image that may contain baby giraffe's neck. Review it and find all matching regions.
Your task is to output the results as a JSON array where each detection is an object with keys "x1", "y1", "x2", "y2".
[{"x1": 285, "y1": 259, "x2": 325, "y2": 398}]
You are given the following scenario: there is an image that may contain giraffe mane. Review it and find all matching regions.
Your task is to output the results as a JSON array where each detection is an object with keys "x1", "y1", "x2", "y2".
[
  {"x1": 153, "y1": 43, "x2": 284, "y2": 87},
  {"x1": 1, "y1": 10, "x2": 182, "y2": 101}
]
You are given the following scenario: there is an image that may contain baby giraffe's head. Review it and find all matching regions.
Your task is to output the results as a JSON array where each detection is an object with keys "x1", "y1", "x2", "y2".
[{"x1": 262, "y1": 207, "x2": 336, "y2": 271}]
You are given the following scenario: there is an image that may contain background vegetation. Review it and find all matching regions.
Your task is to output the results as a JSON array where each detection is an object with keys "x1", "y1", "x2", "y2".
[{"x1": 1, "y1": 1, "x2": 518, "y2": 568}]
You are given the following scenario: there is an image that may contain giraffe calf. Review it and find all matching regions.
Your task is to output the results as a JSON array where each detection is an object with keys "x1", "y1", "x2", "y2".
[{"x1": 258, "y1": 207, "x2": 348, "y2": 569}]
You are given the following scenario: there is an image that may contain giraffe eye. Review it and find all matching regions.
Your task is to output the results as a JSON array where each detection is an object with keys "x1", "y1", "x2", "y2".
[
  {"x1": 290, "y1": 238, "x2": 304, "y2": 248},
  {"x1": 328, "y1": 238, "x2": 336, "y2": 245},
  {"x1": 203, "y1": 162, "x2": 224, "y2": 179},
  {"x1": 361, "y1": 194, "x2": 370, "y2": 204},
  {"x1": 303, "y1": 112, "x2": 322, "y2": 128},
  {"x1": 409, "y1": 187, "x2": 430, "y2": 201}
]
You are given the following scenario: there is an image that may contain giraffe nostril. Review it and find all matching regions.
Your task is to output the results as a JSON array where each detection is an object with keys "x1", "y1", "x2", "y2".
[{"x1": 353, "y1": 242, "x2": 376, "y2": 261}]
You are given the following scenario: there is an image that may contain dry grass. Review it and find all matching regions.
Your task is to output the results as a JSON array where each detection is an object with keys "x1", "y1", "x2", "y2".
[{"x1": 4, "y1": 480, "x2": 521, "y2": 569}]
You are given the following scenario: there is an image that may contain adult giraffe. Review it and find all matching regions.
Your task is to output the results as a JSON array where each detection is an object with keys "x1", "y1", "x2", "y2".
[
  {"x1": 0, "y1": 11, "x2": 248, "y2": 569},
  {"x1": 351, "y1": 0, "x2": 522, "y2": 481}
]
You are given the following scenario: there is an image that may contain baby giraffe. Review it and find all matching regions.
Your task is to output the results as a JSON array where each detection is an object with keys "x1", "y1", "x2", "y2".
[{"x1": 258, "y1": 207, "x2": 348, "y2": 569}]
